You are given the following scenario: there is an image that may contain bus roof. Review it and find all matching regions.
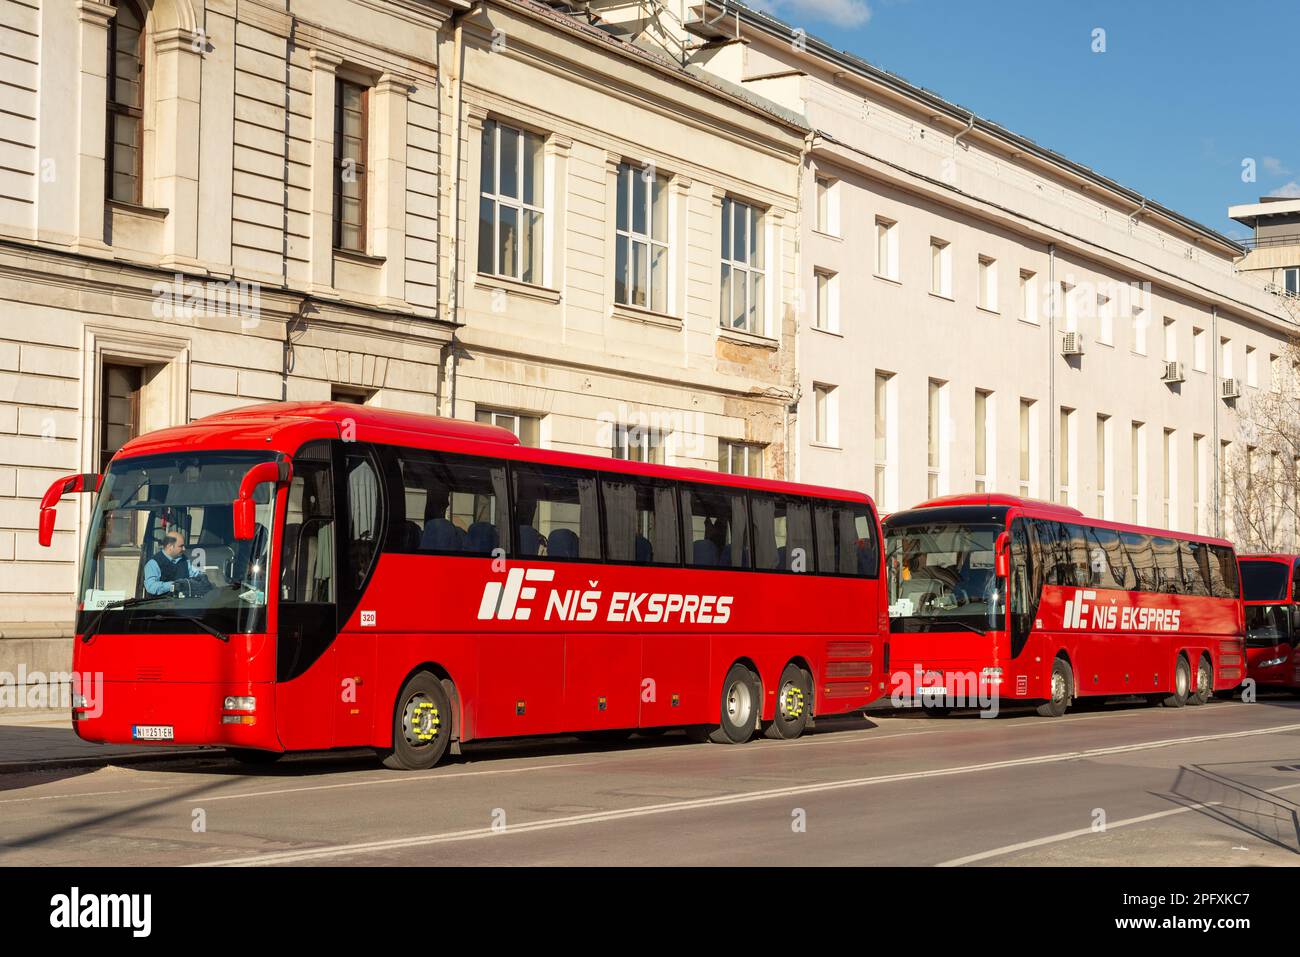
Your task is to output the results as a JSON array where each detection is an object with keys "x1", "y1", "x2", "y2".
[
  {"x1": 108, "y1": 401, "x2": 870, "y2": 505},
  {"x1": 1239, "y1": 554, "x2": 1297, "y2": 564},
  {"x1": 888, "y1": 493, "x2": 1235, "y2": 549}
]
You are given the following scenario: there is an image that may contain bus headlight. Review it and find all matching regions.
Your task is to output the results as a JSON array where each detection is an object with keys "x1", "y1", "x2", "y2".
[
  {"x1": 1260, "y1": 655, "x2": 1287, "y2": 668},
  {"x1": 223, "y1": 696, "x2": 256, "y2": 712}
]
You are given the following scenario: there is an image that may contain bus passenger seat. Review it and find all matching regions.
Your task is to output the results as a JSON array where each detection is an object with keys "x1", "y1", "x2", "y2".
[
  {"x1": 635, "y1": 535, "x2": 653, "y2": 563},
  {"x1": 421, "y1": 518, "x2": 464, "y2": 552},
  {"x1": 692, "y1": 539, "x2": 718, "y2": 566},
  {"x1": 518, "y1": 525, "x2": 543, "y2": 556},
  {"x1": 466, "y1": 522, "x2": 499, "y2": 555},
  {"x1": 548, "y1": 528, "x2": 579, "y2": 558}
]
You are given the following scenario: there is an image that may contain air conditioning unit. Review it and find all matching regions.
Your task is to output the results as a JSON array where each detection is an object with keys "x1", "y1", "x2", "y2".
[
  {"x1": 1060, "y1": 332, "x2": 1084, "y2": 356},
  {"x1": 1161, "y1": 360, "x2": 1185, "y2": 383},
  {"x1": 1221, "y1": 377, "x2": 1241, "y2": 400}
]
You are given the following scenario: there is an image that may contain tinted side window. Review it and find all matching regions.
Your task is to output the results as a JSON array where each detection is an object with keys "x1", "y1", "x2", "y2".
[
  {"x1": 1122, "y1": 532, "x2": 1157, "y2": 591},
  {"x1": 602, "y1": 475, "x2": 679, "y2": 565},
  {"x1": 682, "y1": 485, "x2": 750, "y2": 569},
  {"x1": 1086, "y1": 526, "x2": 1131, "y2": 590},
  {"x1": 1177, "y1": 540, "x2": 1208, "y2": 597},
  {"x1": 1036, "y1": 521, "x2": 1074, "y2": 587},
  {"x1": 281, "y1": 441, "x2": 334, "y2": 604},
  {"x1": 343, "y1": 448, "x2": 383, "y2": 592},
  {"x1": 389, "y1": 449, "x2": 509, "y2": 557},
  {"x1": 752, "y1": 494, "x2": 814, "y2": 573},
  {"x1": 1211, "y1": 545, "x2": 1240, "y2": 599},
  {"x1": 513, "y1": 463, "x2": 601, "y2": 561},
  {"x1": 1152, "y1": 537, "x2": 1182, "y2": 594},
  {"x1": 813, "y1": 500, "x2": 877, "y2": 577}
]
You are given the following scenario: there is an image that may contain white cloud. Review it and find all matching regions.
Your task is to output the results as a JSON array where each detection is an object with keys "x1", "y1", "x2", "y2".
[
  {"x1": 748, "y1": 0, "x2": 872, "y2": 29},
  {"x1": 1271, "y1": 181, "x2": 1300, "y2": 198},
  {"x1": 1262, "y1": 156, "x2": 1291, "y2": 176}
]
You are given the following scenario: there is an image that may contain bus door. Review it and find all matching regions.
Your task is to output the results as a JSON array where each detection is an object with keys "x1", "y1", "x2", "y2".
[
  {"x1": 333, "y1": 445, "x2": 383, "y2": 744},
  {"x1": 274, "y1": 440, "x2": 339, "y2": 750}
]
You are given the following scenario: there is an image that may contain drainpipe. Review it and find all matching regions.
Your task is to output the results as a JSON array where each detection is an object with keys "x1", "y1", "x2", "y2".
[
  {"x1": 1211, "y1": 305, "x2": 1221, "y2": 536},
  {"x1": 953, "y1": 112, "x2": 974, "y2": 150},
  {"x1": 1127, "y1": 198, "x2": 1147, "y2": 233},
  {"x1": 1047, "y1": 243, "x2": 1056, "y2": 500}
]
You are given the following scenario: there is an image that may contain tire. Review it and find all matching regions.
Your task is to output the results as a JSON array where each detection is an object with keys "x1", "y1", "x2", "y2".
[
  {"x1": 380, "y1": 671, "x2": 453, "y2": 770},
  {"x1": 225, "y1": 747, "x2": 283, "y2": 766},
  {"x1": 703, "y1": 663, "x2": 761, "y2": 744},
  {"x1": 764, "y1": 663, "x2": 812, "y2": 740},
  {"x1": 1036, "y1": 658, "x2": 1073, "y2": 717},
  {"x1": 1187, "y1": 656, "x2": 1213, "y2": 706},
  {"x1": 1162, "y1": 656, "x2": 1191, "y2": 708}
]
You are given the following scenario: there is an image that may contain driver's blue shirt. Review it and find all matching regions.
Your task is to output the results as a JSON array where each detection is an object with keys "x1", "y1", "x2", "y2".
[{"x1": 143, "y1": 552, "x2": 205, "y2": 595}]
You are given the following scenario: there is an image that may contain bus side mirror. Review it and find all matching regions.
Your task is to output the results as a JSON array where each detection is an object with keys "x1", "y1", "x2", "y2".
[
  {"x1": 36, "y1": 473, "x2": 102, "y2": 547},
  {"x1": 994, "y1": 531, "x2": 1010, "y2": 579},
  {"x1": 233, "y1": 461, "x2": 293, "y2": 540}
]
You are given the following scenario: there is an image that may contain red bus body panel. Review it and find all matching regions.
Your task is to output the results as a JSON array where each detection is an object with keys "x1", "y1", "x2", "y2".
[{"x1": 1239, "y1": 554, "x2": 1300, "y2": 690}]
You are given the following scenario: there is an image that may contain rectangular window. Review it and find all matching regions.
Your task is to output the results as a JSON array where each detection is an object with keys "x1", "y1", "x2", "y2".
[
  {"x1": 1220, "y1": 336, "x2": 1233, "y2": 378},
  {"x1": 1192, "y1": 434, "x2": 1205, "y2": 534},
  {"x1": 1097, "y1": 293, "x2": 1112, "y2": 345},
  {"x1": 1019, "y1": 398, "x2": 1035, "y2": 497},
  {"x1": 930, "y1": 238, "x2": 952, "y2": 297},
  {"x1": 1285, "y1": 266, "x2": 1300, "y2": 296},
  {"x1": 475, "y1": 408, "x2": 541, "y2": 447},
  {"x1": 1132, "y1": 304, "x2": 1147, "y2": 355},
  {"x1": 1271, "y1": 353, "x2": 1281, "y2": 393},
  {"x1": 874, "y1": 372, "x2": 895, "y2": 509},
  {"x1": 391, "y1": 450, "x2": 510, "y2": 556},
  {"x1": 1096, "y1": 414, "x2": 1111, "y2": 518},
  {"x1": 1246, "y1": 345, "x2": 1258, "y2": 387},
  {"x1": 682, "y1": 485, "x2": 750, "y2": 569},
  {"x1": 751, "y1": 494, "x2": 814, "y2": 573},
  {"x1": 106, "y1": 2, "x2": 145, "y2": 204},
  {"x1": 610, "y1": 423, "x2": 666, "y2": 464},
  {"x1": 927, "y1": 379, "x2": 946, "y2": 497},
  {"x1": 815, "y1": 176, "x2": 838, "y2": 235},
  {"x1": 1220, "y1": 439, "x2": 1232, "y2": 538},
  {"x1": 1020, "y1": 270, "x2": 1038, "y2": 324},
  {"x1": 601, "y1": 475, "x2": 679, "y2": 565},
  {"x1": 333, "y1": 80, "x2": 369, "y2": 252},
  {"x1": 615, "y1": 162, "x2": 670, "y2": 313},
  {"x1": 1058, "y1": 407, "x2": 1074, "y2": 506},
  {"x1": 512, "y1": 463, "x2": 600, "y2": 561},
  {"x1": 1163, "y1": 428, "x2": 1176, "y2": 528},
  {"x1": 1131, "y1": 421, "x2": 1146, "y2": 523},
  {"x1": 1163, "y1": 317, "x2": 1176, "y2": 363},
  {"x1": 814, "y1": 268, "x2": 838, "y2": 332},
  {"x1": 1193, "y1": 326, "x2": 1206, "y2": 371},
  {"x1": 99, "y1": 363, "x2": 143, "y2": 470},
  {"x1": 478, "y1": 119, "x2": 545, "y2": 283},
  {"x1": 812, "y1": 500, "x2": 877, "y2": 577},
  {"x1": 718, "y1": 440, "x2": 763, "y2": 477},
  {"x1": 875, "y1": 217, "x2": 898, "y2": 280},
  {"x1": 814, "y1": 383, "x2": 838, "y2": 446},
  {"x1": 1060, "y1": 282, "x2": 1077, "y2": 333},
  {"x1": 720, "y1": 197, "x2": 766, "y2": 334},
  {"x1": 978, "y1": 256, "x2": 997, "y2": 311},
  {"x1": 974, "y1": 389, "x2": 993, "y2": 493}
]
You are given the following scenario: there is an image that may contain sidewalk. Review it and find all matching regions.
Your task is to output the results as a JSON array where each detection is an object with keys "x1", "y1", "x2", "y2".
[{"x1": 0, "y1": 710, "x2": 208, "y2": 772}]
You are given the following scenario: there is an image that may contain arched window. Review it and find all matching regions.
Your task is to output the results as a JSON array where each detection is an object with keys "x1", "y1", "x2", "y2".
[{"x1": 106, "y1": 0, "x2": 145, "y2": 203}]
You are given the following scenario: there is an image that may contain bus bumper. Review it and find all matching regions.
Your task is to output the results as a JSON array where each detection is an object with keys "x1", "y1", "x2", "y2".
[
  {"x1": 1245, "y1": 645, "x2": 1299, "y2": 689},
  {"x1": 71, "y1": 680, "x2": 282, "y2": 751}
]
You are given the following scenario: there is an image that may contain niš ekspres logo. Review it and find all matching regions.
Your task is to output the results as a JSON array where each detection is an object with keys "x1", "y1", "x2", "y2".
[
  {"x1": 477, "y1": 568, "x2": 733, "y2": 625},
  {"x1": 1061, "y1": 588, "x2": 1182, "y2": 632}
]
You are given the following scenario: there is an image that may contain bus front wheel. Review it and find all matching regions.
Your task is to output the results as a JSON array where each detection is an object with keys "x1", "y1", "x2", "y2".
[
  {"x1": 1036, "y1": 658, "x2": 1073, "y2": 718},
  {"x1": 1162, "y1": 657, "x2": 1191, "y2": 708},
  {"x1": 380, "y1": 671, "x2": 453, "y2": 771},
  {"x1": 1187, "y1": 656, "x2": 1213, "y2": 706}
]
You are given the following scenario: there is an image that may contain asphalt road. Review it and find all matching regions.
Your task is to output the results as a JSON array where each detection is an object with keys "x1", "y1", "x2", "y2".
[{"x1": 2, "y1": 696, "x2": 1299, "y2": 867}]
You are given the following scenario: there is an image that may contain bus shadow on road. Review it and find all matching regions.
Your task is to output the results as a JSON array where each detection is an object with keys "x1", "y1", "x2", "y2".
[{"x1": 1167, "y1": 764, "x2": 1300, "y2": 855}]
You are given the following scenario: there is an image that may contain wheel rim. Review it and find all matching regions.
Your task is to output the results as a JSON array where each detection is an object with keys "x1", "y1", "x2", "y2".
[
  {"x1": 1051, "y1": 670, "x2": 1067, "y2": 704},
  {"x1": 402, "y1": 693, "x2": 441, "y2": 748},
  {"x1": 1197, "y1": 662, "x2": 1211, "y2": 697},
  {"x1": 1177, "y1": 664, "x2": 1189, "y2": 697},
  {"x1": 779, "y1": 681, "x2": 805, "y2": 722},
  {"x1": 725, "y1": 679, "x2": 753, "y2": 727}
]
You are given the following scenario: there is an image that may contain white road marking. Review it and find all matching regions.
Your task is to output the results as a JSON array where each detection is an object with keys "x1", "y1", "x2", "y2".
[
  {"x1": 936, "y1": 781, "x2": 1300, "y2": 867},
  {"x1": 194, "y1": 721, "x2": 1300, "y2": 866}
]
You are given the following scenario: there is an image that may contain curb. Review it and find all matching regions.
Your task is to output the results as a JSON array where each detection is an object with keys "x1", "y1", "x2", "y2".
[{"x1": 0, "y1": 747, "x2": 214, "y2": 775}]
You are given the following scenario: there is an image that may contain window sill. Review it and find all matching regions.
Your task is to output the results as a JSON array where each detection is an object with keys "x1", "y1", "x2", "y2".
[
  {"x1": 718, "y1": 326, "x2": 779, "y2": 349},
  {"x1": 475, "y1": 272, "x2": 561, "y2": 303},
  {"x1": 611, "y1": 303, "x2": 682, "y2": 330},
  {"x1": 928, "y1": 291, "x2": 954, "y2": 303},
  {"x1": 334, "y1": 248, "x2": 386, "y2": 267},
  {"x1": 812, "y1": 228, "x2": 842, "y2": 242},
  {"x1": 976, "y1": 306, "x2": 999, "y2": 316},
  {"x1": 1095, "y1": 339, "x2": 1114, "y2": 348},
  {"x1": 106, "y1": 199, "x2": 169, "y2": 221},
  {"x1": 810, "y1": 325, "x2": 843, "y2": 338},
  {"x1": 809, "y1": 441, "x2": 842, "y2": 451},
  {"x1": 874, "y1": 273, "x2": 901, "y2": 286}
]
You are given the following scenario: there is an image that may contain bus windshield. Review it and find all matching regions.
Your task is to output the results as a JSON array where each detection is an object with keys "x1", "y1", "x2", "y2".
[
  {"x1": 885, "y1": 522, "x2": 1005, "y2": 633},
  {"x1": 77, "y1": 451, "x2": 277, "y2": 636},
  {"x1": 1245, "y1": 604, "x2": 1293, "y2": 648},
  {"x1": 1240, "y1": 561, "x2": 1290, "y2": 603}
]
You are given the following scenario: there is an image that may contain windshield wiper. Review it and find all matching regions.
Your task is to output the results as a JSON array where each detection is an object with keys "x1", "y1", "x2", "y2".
[
  {"x1": 80, "y1": 594, "x2": 173, "y2": 643},
  {"x1": 913, "y1": 615, "x2": 988, "y2": 636},
  {"x1": 136, "y1": 614, "x2": 230, "y2": 643}
]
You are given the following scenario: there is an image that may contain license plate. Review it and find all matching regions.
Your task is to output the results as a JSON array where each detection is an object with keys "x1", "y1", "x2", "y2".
[
  {"x1": 132, "y1": 725, "x2": 174, "y2": 741},
  {"x1": 917, "y1": 686, "x2": 947, "y2": 698}
]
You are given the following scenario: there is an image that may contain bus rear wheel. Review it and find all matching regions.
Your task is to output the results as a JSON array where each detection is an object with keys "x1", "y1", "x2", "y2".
[
  {"x1": 695, "y1": 663, "x2": 760, "y2": 744},
  {"x1": 764, "y1": 663, "x2": 812, "y2": 740},
  {"x1": 1036, "y1": 658, "x2": 1073, "y2": 718},
  {"x1": 1162, "y1": 657, "x2": 1191, "y2": 708},
  {"x1": 1187, "y1": 656, "x2": 1213, "y2": 706},
  {"x1": 380, "y1": 671, "x2": 452, "y2": 771}
]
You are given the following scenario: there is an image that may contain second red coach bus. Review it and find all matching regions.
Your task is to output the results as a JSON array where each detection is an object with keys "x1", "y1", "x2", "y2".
[
  {"x1": 1239, "y1": 554, "x2": 1300, "y2": 692},
  {"x1": 40, "y1": 402, "x2": 887, "y2": 769},
  {"x1": 883, "y1": 494, "x2": 1244, "y2": 716}
]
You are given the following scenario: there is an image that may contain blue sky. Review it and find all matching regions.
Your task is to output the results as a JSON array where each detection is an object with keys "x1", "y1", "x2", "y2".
[{"x1": 745, "y1": 0, "x2": 1300, "y2": 239}]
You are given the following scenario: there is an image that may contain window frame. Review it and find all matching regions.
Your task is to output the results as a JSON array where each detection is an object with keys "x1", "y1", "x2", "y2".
[
  {"x1": 615, "y1": 161, "x2": 671, "y2": 313},
  {"x1": 106, "y1": 0, "x2": 147, "y2": 206},
  {"x1": 478, "y1": 118, "x2": 546, "y2": 283},
  {"x1": 719, "y1": 196, "x2": 767, "y2": 335},
  {"x1": 332, "y1": 78, "x2": 370, "y2": 253}
]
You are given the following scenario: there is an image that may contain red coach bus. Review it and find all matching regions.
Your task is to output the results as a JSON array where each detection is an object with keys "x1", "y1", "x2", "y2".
[
  {"x1": 1239, "y1": 554, "x2": 1300, "y2": 692},
  {"x1": 38, "y1": 402, "x2": 886, "y2": 769},
  {"x1": 883, "y1": 494, "x2": 1244, "y2": 717}
]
